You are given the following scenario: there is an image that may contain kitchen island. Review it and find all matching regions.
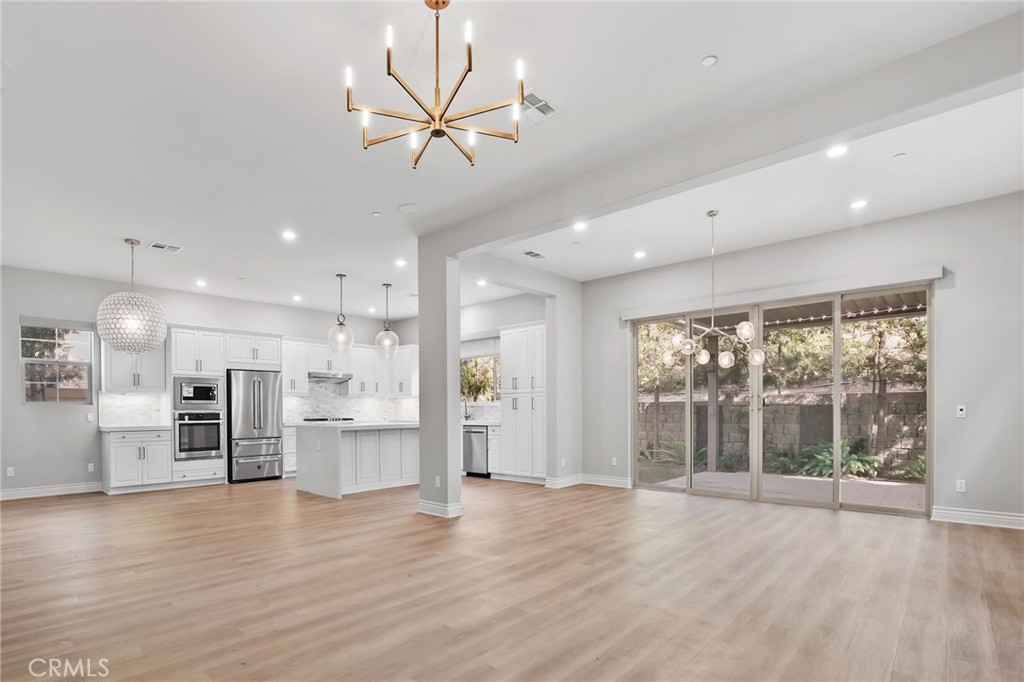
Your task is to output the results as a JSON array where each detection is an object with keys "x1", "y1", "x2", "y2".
[{"x1": 295, "y1": 422, "x2": 419, "y2": 499}]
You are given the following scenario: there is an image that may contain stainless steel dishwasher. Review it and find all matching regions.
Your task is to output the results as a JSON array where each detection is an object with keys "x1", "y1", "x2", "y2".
[{"x1": 462, "y1": 426, "x2": 489, "y2": 478}]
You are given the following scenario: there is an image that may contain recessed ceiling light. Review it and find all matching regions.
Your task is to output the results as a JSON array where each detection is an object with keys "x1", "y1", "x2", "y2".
[
  {"x1": 826, "y1": 145, "x2": 848, "y2": 158},
  {"x1": 892, "y1": 152, "x2": 907, "y2": 160},
  {"x1": 292, "y1": 295, "x2": 302, "y2": 302},
  {"x1": 395, "y1": 259, "x2": 407, "y2": 268},
  {"x1": 282, "y1": 229, "x2": 297, "y2": 241},
  {"x1": 701, "y1": 55, "x2": 718, "y2": 67},
  {"x1": 398, "y1": 203, "x2": 421, "y2": 214},
  {"x1": 477, "y1": 279, "x2": 487, "y2": 287},
  {"x1": 850, "y1": 199, "x2": 868, "y2": 210},
  {"x1": 195, "y1": 280, "x2": 207, "y2": 288},
  {"x1": 634, "y1": 250, "x2": 646, "y2": 259},
  {"x1": 372, "y1": 211, "x2": 382, "y2": 217},
  {"x1": 573, "y1": 221, "x2": 587, "y2": 232},
  {"x1": 368, "y1": 307, "x2": 376, "y2": 313}
]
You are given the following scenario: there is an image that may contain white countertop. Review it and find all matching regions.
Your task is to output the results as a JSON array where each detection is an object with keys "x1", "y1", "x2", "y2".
[
  {"x1": 462, "y1": 420, "x2": 501, "y2": 427},
  {"x1": 296, "y1": 421, "x2": 419, "y2": 431},
  {"x1": 99, "y1": 425, "x2": 172, "y2": 432}
]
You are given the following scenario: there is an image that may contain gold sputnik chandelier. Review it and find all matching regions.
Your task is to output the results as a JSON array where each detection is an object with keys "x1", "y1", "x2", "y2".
[{"x1": 344, "y1": 0, "x2": 525, "y2": 169}]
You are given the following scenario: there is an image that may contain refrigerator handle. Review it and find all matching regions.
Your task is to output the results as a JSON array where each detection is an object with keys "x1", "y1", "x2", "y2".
[
  {"x1": 251, "y1": 380, "x2": 259, "y2": 431},
  {"x1": 256, "y1": 380, "x2": 263, "y2": 430}
]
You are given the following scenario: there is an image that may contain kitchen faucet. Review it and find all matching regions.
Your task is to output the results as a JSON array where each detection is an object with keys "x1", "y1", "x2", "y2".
[{"x1": 462, "y1": 397, "x2": 471, "y2": 420}]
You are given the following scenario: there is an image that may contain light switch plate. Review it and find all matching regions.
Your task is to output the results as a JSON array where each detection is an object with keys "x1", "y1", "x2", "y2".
[
  {"x1": 86, "y1": 413, "x2": 95, "y2": 423},
  {"x1": 956, "y1": 405, "x2": 967, "y2": 419}
]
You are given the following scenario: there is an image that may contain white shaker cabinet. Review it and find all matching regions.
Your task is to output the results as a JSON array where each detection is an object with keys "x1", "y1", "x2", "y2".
[
  {"x1": 102, "y1": 340, "x2": 166, "y2": 392},
  {"x1": 171, "y1": 328, "x2": 224, "y2": 376},
  {"x1": 500, "y1": 324, "x2": 544, "y2": 394},
  {"x1": 390, "y1": 345, "x2": 418, "y2": 396},
  {"x1": 225, "y1": 333, "x2": 281, "y2": 367},
  {"x1": 102, "y1": 430, "x2": 173, "y2": 491},
  {"x1": 282, "y1": 341, "x2": 309, "y2": 395}
]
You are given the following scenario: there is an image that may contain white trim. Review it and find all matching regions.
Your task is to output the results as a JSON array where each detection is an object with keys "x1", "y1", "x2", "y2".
[
  {"x1": 932, "y1": 507, "x2": 1024, "y2": 530},
  {"x1": 545, "y1": 474, "x2": 583, "y2": 489},
  {"x1": 621, "y1": 264, "x2": 943, "y2": 322},
  {"x1": 103, "y1": 479, "x2": 224, "y2": 495},
  {"x1": 1, "y1": 482, "x2": 103, "y2": 500},
  {"x1": 581, "y1": 474, "x2": 632, "y2": 489},
  {"x1": 491, "y1": 473, "x2": 545, "y2": 485},
  {"x1": 345, "y1": 478, "x2": 419, "y2": 495},
  {"x1": 417, "y1": 499, "x2": 464, "y2": 518}
]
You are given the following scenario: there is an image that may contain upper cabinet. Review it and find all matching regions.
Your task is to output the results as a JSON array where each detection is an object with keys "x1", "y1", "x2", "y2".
[
  {"x1": 500, "y1": 324, "x2": 545, "y2": 394},
  {"x1": 171, "y1": 328, "x2": 224, "y2": 376},
  {"x1": 282, "y1": 341, "x2": 309, "y2": 395},
  {"x1": 349, "y1": 347, "x2": 377, "y2": 396},
  {"x1": 225, "y1": 333, "x2": 281, "y2": 367},
  {"x1": 102, "y1": 340, "x2": 167, "y2": 392},
  {"x1": 391, "y1": 346, "x2": 418, "y2": 397},
  {"x1": 307, "y1": 342, "x2": 348, "y2": 373}
]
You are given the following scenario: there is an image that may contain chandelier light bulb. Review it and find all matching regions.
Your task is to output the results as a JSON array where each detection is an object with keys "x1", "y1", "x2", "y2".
[
  {"x1": 512, "y1": 102, "x2": 520, "y2": 122},
  {"x1": 679, "y1": 338, "x2": 697, "y2": 355},
  {"x1": 749, "y1": 348, "x2": 766, "y2": 367},
  {"x1": 736, "y1": 320, "x2": 756, "y2": 343},
  {"x1": 671, "y1": 334, "x2": 683, "y2": 347},
  {"x1": 361, "y1": 110, "x2": 370, "y2": 129},
  {"x1": 464, "y1": 20, "x2": 472, "y2": 43},
  {"x1": 695, "y1": 349, "x2": 711, "y2": 365},
  {"x1": 662, "y1": 351, "x2": 676, "y2": 368},
  {"x1": 468, "y1": 130, "x2": 476, "y2": 148},
  {"x1": 516, "y1": 59, "x2": 524, "y2": 81},
  {"x1": 386, "y1": 25, "x2": 393, "y2": 49},
  {"x1": 344, "y1": 66, "x2": 353, "y2": 88},
  {"x1": 718, "y1": 350, "x2": 736, "y2": 369},
  {"x1": 410, "y1": 131, "x2": 419, "y2": 149}
]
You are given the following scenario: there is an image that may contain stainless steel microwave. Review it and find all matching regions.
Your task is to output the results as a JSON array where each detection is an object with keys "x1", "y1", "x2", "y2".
[{"x1": 173, "y1": 376, "x2": 223, "y2": 411}]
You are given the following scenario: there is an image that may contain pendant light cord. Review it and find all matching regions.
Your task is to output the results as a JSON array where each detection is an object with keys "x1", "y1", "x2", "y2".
[
  {"x1": 336, "y1": 274, "x2": 347, "y2": 324},
  {"x1": 383, "y1": 283, "x2": 392, "y2": 331},
  {"x1": 130, "y1": 242, "x2": 136, "y2": 293},
  {"x1": 708, "y1": 210, "x2": 717, "y2": 331}
]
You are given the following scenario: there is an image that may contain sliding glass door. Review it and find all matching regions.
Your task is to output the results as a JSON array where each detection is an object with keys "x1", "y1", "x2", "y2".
[{"x1": 635, "y1": 320, "x2": 689, "y2": 490}]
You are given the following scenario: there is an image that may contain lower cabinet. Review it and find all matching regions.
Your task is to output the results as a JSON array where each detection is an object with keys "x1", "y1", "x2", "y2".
[
  {"x1": 283, "y1": 427, "x2": 297, "y2": 474},
  {"x1": 487, "y1": 425, "x2": 501, "y2": 474},
  {"x1": 102, "y1": 431, "x2": 173, "y2": 491},
  {"x1": 499, "y1": 395, "x2": 546, "y2": 479},
  {"x1": 334, "y1": 428, "x2": 418, "y2": 493}
]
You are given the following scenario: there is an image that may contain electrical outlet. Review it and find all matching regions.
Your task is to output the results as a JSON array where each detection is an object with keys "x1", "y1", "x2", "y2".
[
  {"x1": 5, "y1": 467, "x2": 13, "y2": 477},
  {"x1": 434, "y1": 475, "x2": 441, "y2": 488},
  {"x1": 86, "y1": 413, "x2": 95, "y2": 423},
  {"x1": 87, "y1": 463, "x2": 95, "y2": 473},
  {"x1": 956, "y1": 405, "x2": 967, "y2": 419},
  {"x1": 611, "y1": 457, "x2": 618, "y2": 467},
  {"x1": 561, "y1": 457, "x2": 566, "y2": 467},
  {"x1": 955, "y1": 479, "x2": 967, "y2": 493},
  {"x1": 316, "y1": 440, "x2": 321, "y2": 451}
]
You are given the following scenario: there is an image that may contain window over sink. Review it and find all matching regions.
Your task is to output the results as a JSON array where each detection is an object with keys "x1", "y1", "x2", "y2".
[
  {"x1": 460, "y1": 356, "x2": 501, "y2": 402},
  {"x1": 20, "y1": 318, "x2": 95, "y2": 404}
]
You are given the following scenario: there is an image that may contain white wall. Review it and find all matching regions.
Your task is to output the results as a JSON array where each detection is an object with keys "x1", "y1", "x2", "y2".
[
  {"x1": 581, "y1": 192, "x2": 1024, "y2": 517},
  {"x1": 461, "y1": 294, "x2": 546, "y2": 339},
  {"x1": 0, "y1": 266, "x2": 381, "y2": 491}
]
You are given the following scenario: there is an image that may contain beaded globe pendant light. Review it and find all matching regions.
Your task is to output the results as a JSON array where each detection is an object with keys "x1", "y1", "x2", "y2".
[
  {"x1": 96, "y1": 238, "x2": 167, "y2": 355},
  {"x1": 374, "y1": 283, "x2": 400, "y2": 360},
  {"x1": 664, "y1": 211, "x2": 765, "y2": 370},
  {"x1": 327, "y1": 273, "x2": 355, "y2": 355}
]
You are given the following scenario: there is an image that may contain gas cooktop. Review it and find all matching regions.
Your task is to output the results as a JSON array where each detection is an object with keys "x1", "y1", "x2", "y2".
[{"x1": 302, "y1": 417, "x2": 355, "y2": 422}]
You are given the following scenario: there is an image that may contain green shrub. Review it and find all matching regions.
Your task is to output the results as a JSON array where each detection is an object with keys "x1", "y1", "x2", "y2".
[{"x1": 798, "y1": 439, "x2": 880, "y2": 478}]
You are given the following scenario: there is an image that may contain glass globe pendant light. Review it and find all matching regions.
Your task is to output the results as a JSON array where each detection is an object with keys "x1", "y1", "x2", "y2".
[
  {"x1": 96, "y1": 238, "x2": 167, "y2": 355},
  {"x1": 374, "y1": 283, "x2": 399, "y2": 360},
  {"x1": 327, "y1": 273, "x2": 355, "y2": 355}
]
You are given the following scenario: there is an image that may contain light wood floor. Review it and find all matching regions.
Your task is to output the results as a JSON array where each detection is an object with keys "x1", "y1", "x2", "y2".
[{"x1": 2, "y1": 479, "x2": 1022, "y2": 682}]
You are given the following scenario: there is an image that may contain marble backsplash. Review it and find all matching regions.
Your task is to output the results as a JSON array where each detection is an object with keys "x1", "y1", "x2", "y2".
[
  {"x1": 464, "y1": 401, "x2": 501, "y2": 422},
  {"x1": 283, "y1": 381, "x2": 419, "y2": 424},
  {"x1": 98, "y1": 392, "x2": 172, "y2": 427}
]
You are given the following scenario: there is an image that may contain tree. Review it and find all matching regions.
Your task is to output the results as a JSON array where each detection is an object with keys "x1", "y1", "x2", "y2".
[
  {"x1": 460, "y1": 357, "x2": 494, "y2": 401},
  {"x1": 636, "y1": 323, "x2": 687, "y2": 448}
]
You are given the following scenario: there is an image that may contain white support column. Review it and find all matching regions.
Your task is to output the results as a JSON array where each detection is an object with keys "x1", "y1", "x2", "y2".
[{"x1": 416, "y1": 248, "x2": 463, "y2": 518}]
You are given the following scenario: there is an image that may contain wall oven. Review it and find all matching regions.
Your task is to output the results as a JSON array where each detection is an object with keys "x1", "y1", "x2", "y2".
[{"x1": 174, "y1": 411, "x2": 225, "y2": 461}]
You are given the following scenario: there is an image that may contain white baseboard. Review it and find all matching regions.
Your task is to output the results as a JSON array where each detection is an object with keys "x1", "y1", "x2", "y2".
[
  {"x1": 932, "y1": 506, "x2": 1024, "y2": 530},
  {"x1": 581, "y1": 474, "x2": 632, "y2": 489},
  {"x1": 546, "y1": 474, "x2": 584, "y2": 489},
  {"x1": 491, "y1": 473, "x2": 545, "y2": 485},
  {"x1": 1, "y1": 482, "x2": 103, "y2": 501},
  {"x1": 417, "y1": 499, "x2": 463, "y2": 519}
]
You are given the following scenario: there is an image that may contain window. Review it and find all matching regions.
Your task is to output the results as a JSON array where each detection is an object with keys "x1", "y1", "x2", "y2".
[
  {"x1": 20, "y1": 321, "x2": 95, "y2": 404},
  {"x1": 460, "y1": 356, "x2": 501, "y2": 402}
]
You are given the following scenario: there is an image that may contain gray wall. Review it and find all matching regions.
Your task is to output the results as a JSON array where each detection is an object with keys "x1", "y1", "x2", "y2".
[
  {"x1": 1, "y1": 266, "x2": 380, "y2": 491},
  {"x1": 582, "y1": 192, "x2": 1024, "y2": 516},
  {"x1": 388, "y1": 293, "x2": 547, "y2": 345}
]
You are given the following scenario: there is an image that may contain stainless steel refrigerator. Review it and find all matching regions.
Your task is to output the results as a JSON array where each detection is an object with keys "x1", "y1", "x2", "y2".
[{"x1": 227, "y1": 369, "x2": 283, "y2": 483}]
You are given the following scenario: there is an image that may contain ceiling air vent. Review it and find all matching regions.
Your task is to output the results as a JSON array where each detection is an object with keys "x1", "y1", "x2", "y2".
[
  {"x1": 147, "y1": 242, "x2": 182, "y2": 254},
  {"x1": 522, "y1": 250, "x2": 546, "y2": 259},
  {"x1": 520, "y1": 89, "x2": 559, "y2": 128}
]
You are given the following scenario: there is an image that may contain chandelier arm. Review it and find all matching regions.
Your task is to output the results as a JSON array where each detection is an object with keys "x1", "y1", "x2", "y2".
[
  {"x1": 446, "y1": 96, "x2": 520, "y2": 123},
  {"x1": 389, "y1": 68, "x2": 434, "y2": 119},
  {"x1": 440, "y1": 64, "x2": 471, "y2": 120},
  {"x1": 445, "y1": 132, "x2": 475, "y2": 166},
  {"x1": 366, "y1": 123, "x2": 431, "y2": 149},
  {"x1": 412, "y1": 134, "x2": 433, "y2": 169},
  {"x1": 445, "y1": 121, "x2": 515, "y2": 141},
  {"x1": 351, "y1": 104, "x2": 430, "y2": 125}
]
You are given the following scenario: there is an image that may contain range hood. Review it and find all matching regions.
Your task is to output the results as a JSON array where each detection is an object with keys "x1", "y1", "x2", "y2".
[{"x1": 308, "y1": 371, "x2": 353, "y2": 384}]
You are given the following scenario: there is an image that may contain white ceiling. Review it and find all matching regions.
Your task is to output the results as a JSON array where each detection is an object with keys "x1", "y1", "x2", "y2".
[
  {"x1": 3, "y1": 2, "x2": 1020, "y2": 317},
  {"x1": 496, "y1": 90, "x2": 1024, "y2": 281}
]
